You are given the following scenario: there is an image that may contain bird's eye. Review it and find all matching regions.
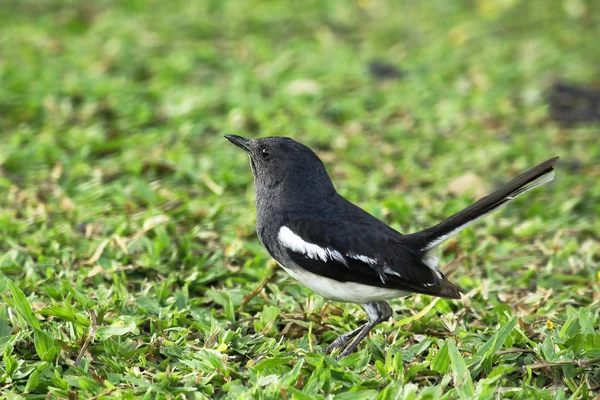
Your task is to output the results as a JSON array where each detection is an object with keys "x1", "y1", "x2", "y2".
[{"x1": 259, "y1": 146, "x2": 271, "y2": 160}]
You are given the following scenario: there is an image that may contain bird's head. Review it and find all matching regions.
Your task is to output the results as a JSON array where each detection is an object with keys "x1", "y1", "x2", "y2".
[{"x1": 225, "y1": 135, "x2": 336, "y2": 207}]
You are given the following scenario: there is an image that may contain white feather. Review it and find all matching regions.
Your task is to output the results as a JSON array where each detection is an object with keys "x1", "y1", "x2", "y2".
[
  {"x1": 383, "y1": 265, "x2": 402, "y2": 278},
  {"x1": 278, "y1": 263, "x2": 410, "y2": 303},
  {"x1": 422, "y1": 252, "x2": 442, "y2": 286},
  {"x1": 278, "y1": 226, "x2": 346, "y2": 264},
  {"x1": 347, "y1": 252, "x2": 377, "y2": 265}
]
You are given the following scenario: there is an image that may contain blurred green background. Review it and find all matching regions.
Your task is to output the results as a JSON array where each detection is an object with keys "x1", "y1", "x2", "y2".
[{"x1": 1, "y1": 0, "x2": 599, "y2": 398}]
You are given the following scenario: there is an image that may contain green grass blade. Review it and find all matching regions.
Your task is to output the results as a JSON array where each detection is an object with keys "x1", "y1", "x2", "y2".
[
  {"x1": 448, "y1": 340, "x2": 475, "y2": 399},
  {"x1": 6, "y1": 280, "x2": 40, "y2": 330}
]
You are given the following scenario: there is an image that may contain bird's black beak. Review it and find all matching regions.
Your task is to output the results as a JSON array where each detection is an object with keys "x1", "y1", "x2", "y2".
[{"x1": 224, "y1": 134, "x2": 251, "y2": 153}]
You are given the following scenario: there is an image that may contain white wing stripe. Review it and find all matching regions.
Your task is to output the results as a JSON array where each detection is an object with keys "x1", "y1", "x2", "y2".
[
  {"x1": 347, "y1": 252, "x2": 377, "y2": 265},
  {"x1": 383, "y1": 265, "x2": 401, "y2": 278},
  {"x1": 278, "y1": 226, "x2": 346, "y2": 264}
]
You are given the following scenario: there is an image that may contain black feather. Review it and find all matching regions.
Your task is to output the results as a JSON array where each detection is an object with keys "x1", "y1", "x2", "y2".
[
  {"x1": 407, "y1": 157, "x2": 559, "y2": 251},
  {"x1": 278, "y1": 219, "x2": 461, "y2": 299}
]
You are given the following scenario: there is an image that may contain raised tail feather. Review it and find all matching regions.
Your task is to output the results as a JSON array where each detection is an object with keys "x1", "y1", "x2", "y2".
[{"x1": 413, "y1": 157, "x2": 559, "y2": 251}]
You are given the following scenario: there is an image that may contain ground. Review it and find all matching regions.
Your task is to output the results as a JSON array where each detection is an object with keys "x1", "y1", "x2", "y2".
[{"x1": 1, "y1": 0, "x2": 599, "y2": 398}]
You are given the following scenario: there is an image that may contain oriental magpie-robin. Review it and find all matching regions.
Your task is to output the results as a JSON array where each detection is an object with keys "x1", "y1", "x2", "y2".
[{"x1": 225, "y1": 134, "x2": 558, "y2": 358}]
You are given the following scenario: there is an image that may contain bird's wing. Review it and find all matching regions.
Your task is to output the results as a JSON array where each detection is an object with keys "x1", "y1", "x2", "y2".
[{"x1": 274, "y1": 219, "x2": 461, "y2": 298}]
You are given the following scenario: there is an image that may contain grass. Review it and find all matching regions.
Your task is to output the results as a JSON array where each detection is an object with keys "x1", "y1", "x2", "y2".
[{"x1": 1, "y1": 0, "x2": 599, "y2": 398}]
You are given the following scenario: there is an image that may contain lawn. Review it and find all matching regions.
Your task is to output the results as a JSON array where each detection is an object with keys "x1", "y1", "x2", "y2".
[{"x1": 1, "y1": 0, "x2": 599, "y2": 398}]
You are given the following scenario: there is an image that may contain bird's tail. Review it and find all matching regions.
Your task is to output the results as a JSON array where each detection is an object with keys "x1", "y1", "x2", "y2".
[{"x1": 410, "y1": 157, "x2": 559, "y2": 252}]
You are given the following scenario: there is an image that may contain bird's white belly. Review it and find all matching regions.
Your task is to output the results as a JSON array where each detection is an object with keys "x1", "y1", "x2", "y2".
[{"x1": 278, "y1": 264, "x2": 410, "y2": 303}]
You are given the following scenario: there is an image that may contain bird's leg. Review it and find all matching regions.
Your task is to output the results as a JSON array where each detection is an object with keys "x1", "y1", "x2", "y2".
[
  {"x1": 324, "y1": 324, "x2": 366, "y2": 354},
  {"x1": 336, "y1": 301, "x2": 392, "y2": 359}
]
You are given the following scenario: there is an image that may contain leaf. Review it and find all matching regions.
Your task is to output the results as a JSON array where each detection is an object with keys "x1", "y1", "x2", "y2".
[
  {"x1": 578, "y1": 307, "x2": 595, "y2": 335},
  {"x1": 63, "y1": 283, "x2": 96, "y2": 309},
  {"x1": 96, "y1": 320, "x2": 138, "y2": 340},
  {"x1": 559, "y1": 312, "x2": 580, "y2": 340},
  {"x1": 0, "y1": 304, "x2": 11, "y2": 338},
  {"x1": 355, "y1": 347, "x2": 371, "y2": 370},
  {"x1": 448, "y1": 340, "x2": 474, "y2": 399},
  {"x1": 174, "y1": 289, "x2": 189, "y2": 310},
  {"x1": 0, "y1": 274, "x2": 8, "y2": 293},
  {"x1": 66, "y1": 376, "x2": 102, "y2": 392},
  {"x1": 40, "y1": 305, "x2": 89, "y2": 326},
  {"x1": 205, "y1": 289, "x2": 236, "y2": 323},
  {"x1": 25, "y1": 369, "x2": 39, "y2": 392},
  {"x1": 4, "y1": 354, "x2": 17, "y2": 376},
  {"x1": 181, "y1": 349, "x2": 229, "y2": 374},
  {"x1": 280, "y1": 358, "x2": 304, "y2": 387},
  {"x1": 405, "y1": 362, "x2": 429, "y2": 380},
  {"x1": 224, "y1": 293, "x2": 236, "y2": 323},
  {"x1": 431, "y1": 340, "x2": 450, "y2": 374},
  {"x1": 252, "y1": 357, "x2": 293, "y2": 372},
  {"x1": 583, "y1": 332, "x2": 600, "y2": 358},
  {"x1": 474, "y1": 317, "x2": 518, "y2": 360},
  {"x1": 470, "y1": 317, "x2": 518, "y2": 375},
  {"x1": 2, "y1": 390, "x2": 23, "y2": 400},
  {"x1": 540, "y1": 336, "x2": 556, "y2": 361},
  {"x1": 261, "y1": 305, "x2": 279, "y2": 325},
  {"x1": 6, "y1": 280, "x2": 40, "y2": 329},
  {"x1": 375, "y1": 359, "x2": 391, "y2": 380},
  {"x1": 135, "y1": 296, "x2": 161, "y2": 315},
  {"x1": 33, "y1": 329, "x2": 59, "y2": 362},
  {"x1": 337, "y1": 351, "x2": 362, "y2": 367}
]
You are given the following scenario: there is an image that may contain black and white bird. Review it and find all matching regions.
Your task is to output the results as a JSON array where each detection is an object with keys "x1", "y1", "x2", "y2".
[{"x1": 225, "y1": 134, "x2": 558, "y2": 358}]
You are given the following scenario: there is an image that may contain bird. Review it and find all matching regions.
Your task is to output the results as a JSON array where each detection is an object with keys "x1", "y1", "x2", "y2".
[{"x1": 225, "y1": 134, "x2": 558, "y2": 358}]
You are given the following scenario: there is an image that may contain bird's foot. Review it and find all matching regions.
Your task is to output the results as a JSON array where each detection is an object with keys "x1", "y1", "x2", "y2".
[
  {"x1": 337, "y1": 344, "x2": 358, "y2": 359},
  {"x1": 335, "y1": 322, "x2": 376, "y2": 359},
  {"x1": 323, "y1": 325, "x2": 364, "y2": 355},
  {"x1": 324, "y1": 302, "x2": 393, "y2": 360}
]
